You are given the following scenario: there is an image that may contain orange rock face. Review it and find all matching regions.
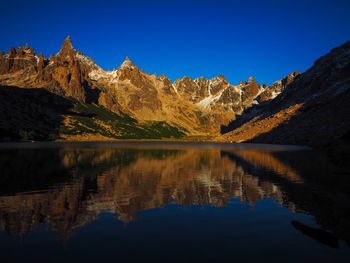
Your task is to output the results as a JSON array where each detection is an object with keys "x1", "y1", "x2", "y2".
[
  {"x1": 221, "y1": 40, "x2": 350, "y2": 146},
  {"x1": 0, "y1": 36, "x2": 299, "y2": 136}
]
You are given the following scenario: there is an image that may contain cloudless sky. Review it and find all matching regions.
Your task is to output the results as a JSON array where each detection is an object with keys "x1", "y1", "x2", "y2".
[{"x1": 1, "y1": 0, "x2": 350, "y2": 85}]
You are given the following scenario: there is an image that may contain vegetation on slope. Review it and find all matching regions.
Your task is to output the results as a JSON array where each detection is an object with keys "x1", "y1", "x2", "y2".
[
  {"x1": 0, "y1": 86, "x2": 186, "y2": 141},
  {"x1": 61, "y1": 103, "x2": 186, "y2": 139}
]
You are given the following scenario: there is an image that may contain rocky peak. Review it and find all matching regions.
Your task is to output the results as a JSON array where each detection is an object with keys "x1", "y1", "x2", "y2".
[
  {"x1": 248, "y1": 75, "x2": 256, "y2": 83},
  {"x1": 256, "y1": 71, "x2": 301, "y2": 103},
  {"x1": 0, "y1": 35, "x2": 320, "y2": 137},
  {"x1": 194, "y1": 76, "x2": 209, "y2": 89},
  {"x1": 158, "y1": 74, "x2": 167, "y2": 81},
  {"x1": 38, "y1": 52, "x2": 45, "y2": 60},
  {"x1": 173, "y1": 76, "x2": 195, "y2": 91},
  {"x1": 37, "y1": 52, "x2": 46, "y2": 79},
  {"x1": 116, "y1": 56, "x2": 143, "y2": 83},
  {"x1": 8, "y1": 48, "x2": 16, "y2": 58},
  {"x1": 120, "y1": 56, "x2": 137, "y2": 70},
  {"x1": 49, "y1": 54, "x2": 55, "y2": 62},
  {"x1": 222, "y1": 40, "x2": 350, "y2": 146},
  {"x1": 210, "y1": 75, "x2": 228, "y2": 85},
  {"x1": 158, "y1": 75, "x2": 176, "y2": 95},
  {"x1": 0, "y1": 44, "x2": 38, "y2": 75},
  {"x1": 58, "y1": 36, "x2": 76, "y2": 57},
  {"x1": 16, "y1": 45, "x2": 33, "y2": 57},
  {"x1": 22, "y1": 43, "x2": 34, "y2": 54},
  {"x1": 181, "y1": 76, "x2": 193, "y2": 82},
  {"x1": 241, "y1": 76, "x2": 262, "y2": 106},
  {"x1": 208, "y1": 75, "x2": 229, "y2": 95},
  {"x1": 282, "y1": 71, "x2": 300, "y2": 86},
  {"x1": 194, "y1": 76, "x2": 207, "y2": 82},
  {"x1": 215, "y1": 75, "x2": 226, "y2": 81}
]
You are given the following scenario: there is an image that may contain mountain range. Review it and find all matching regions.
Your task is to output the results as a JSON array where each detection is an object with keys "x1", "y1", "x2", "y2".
[{"x1": 0, "y1": 37, "x2": 349, "y2": 146}]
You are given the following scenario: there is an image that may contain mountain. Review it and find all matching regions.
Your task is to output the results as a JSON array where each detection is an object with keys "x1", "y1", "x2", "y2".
[
  {"x1": 0, "y1": 36, "x2": 294, "y2": 140},
  {"x1": 1, "y1": 36, "x2": 348, "y2": 145},
  {"x1": 220, "y1": 40, "x2": 350, "y2": 147}
]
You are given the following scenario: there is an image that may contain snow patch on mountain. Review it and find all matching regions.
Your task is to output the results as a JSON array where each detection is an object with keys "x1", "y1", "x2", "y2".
[
  {"x1": 197, "y1": 89, "x2": 225, "y2": 110},
  {"x1": 88, "y1": 68, "x2": 120, "y2": 84},
  {"x1": 172, "y1": 84, "x2": 178, "y2": 93},
  {"x1": 76, "y1": 53, "x2": 95, "y2": 66}
]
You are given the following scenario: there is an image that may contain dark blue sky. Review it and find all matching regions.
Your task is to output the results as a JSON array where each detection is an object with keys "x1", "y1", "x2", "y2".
[{"x1": 1, "y1": 0, "x2": 350, "y2": 84}]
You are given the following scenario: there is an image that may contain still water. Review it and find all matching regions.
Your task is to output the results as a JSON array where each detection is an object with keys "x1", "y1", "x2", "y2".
[{"x1": 0, "y1": 142, "x2": 349, "y2": 262}]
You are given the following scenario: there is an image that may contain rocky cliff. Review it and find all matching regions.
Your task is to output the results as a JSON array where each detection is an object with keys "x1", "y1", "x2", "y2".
[
  {"x1": 220, "y1": 40, "x2": 350, "y2": 146},
  {"x1": 0, "y1": 36, "x2": 294, "y2": 138},
  {"x1": 2, "y1": 36, "x2": 347, "y2": 145}
]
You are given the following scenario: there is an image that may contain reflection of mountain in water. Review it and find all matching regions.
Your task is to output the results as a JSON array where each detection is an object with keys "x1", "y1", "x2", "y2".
[{"x1": 0, "y1": 146, "x2": 349, "y2": 245}]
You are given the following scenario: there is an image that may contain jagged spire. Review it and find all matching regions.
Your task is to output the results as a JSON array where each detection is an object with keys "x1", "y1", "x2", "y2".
[
  {"x1": 8, "y1": 47, "x2": 16, "y2": 58},
  {"x1": 63, "y1": 35, "x2": 73, "y2": 47},
  {"x1": 215, "y1": 75, "x2": 226, "y2": 80},
  {"x1": 49, "y1": 53, "x2": 55, "y2": 62},
  {"x1": 248, "y1": 75, "x2": 256, "y2": 83},
  {"x1": 58, "y1": 35, "x2": 75, "y2": 56},
  {"x1": 38, "y1": 51, "x2": 44, "y2": 59},
  {"x1": 120, "y1": 56, "x2": 137, "y2": 70},
  {"x1": 37, "y1": 52, "x2": 46, "y2": 77},
  {"x1": 181, "y1": 76, "x2": 193, "y2": 81}
]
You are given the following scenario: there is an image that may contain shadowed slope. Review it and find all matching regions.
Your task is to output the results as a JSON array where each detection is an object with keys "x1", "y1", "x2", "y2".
[
  {"x1": 0, "y1": 86, "x2": 74, "y2": 140},
  {"x1": 0, "y1": 86, "x2": 186, "y2": 141},
  {"x1": 221, "y1": 40, "x2": 350, "y2": 146}
]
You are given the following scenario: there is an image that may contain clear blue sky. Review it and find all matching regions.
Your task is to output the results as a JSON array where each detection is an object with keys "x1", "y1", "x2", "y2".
[{"x1": 1, "y1": 0, "x2": 350, "y2": 85}]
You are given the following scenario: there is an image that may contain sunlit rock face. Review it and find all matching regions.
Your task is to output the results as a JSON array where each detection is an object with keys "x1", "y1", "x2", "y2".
[
  {"x1": 221, "y1": 40, "x2": 350, "y2": 146},
  {"x1": 0, "y1": 37, "x2": 294, "y2": 136},
  {"x1": 0, "y1": 145, "x2": 349, "y2": 243},
  {"x1": 257, "y1": 71, "x2": 300, "y2": 103}
]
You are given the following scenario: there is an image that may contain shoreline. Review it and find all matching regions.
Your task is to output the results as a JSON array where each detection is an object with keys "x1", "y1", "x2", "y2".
[{"x1": 0, "y1": 140, "x2": 312, "y2": 151}]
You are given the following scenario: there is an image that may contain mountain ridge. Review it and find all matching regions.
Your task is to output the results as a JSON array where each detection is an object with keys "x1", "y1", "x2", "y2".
[
  {"x1": 0, "y1": 36, "x2": 295, "y2": 139},
  {"x1": 220, "y1": 40, "x2": 350, "y2": 147},
  {"x1": 1, "y1": 37, "x2": 349, "y2": 146}
]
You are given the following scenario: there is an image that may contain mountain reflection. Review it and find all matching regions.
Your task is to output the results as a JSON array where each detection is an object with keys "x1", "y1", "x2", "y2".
[{"x1": 0, "y1": 145, "x2": 349, "y2": 245}]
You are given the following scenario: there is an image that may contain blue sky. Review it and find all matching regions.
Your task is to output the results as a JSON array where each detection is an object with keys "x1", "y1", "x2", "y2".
[{"x1": 1, "y1": 0, "x2": 350, "y2": 85}]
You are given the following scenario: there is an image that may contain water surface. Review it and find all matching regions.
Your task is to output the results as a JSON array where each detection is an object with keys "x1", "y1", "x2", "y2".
[{"x1": 0, "y1": 142, "x2": 349, "y2": 262}]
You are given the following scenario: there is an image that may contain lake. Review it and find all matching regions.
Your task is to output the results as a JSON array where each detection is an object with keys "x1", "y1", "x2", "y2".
[{"x1": 0, "y1": 142, "x2": 349, "y2": 262}]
